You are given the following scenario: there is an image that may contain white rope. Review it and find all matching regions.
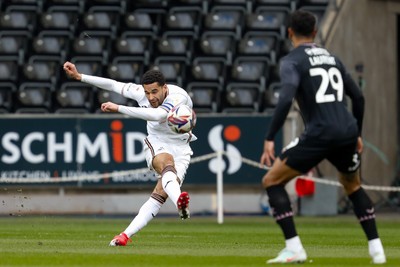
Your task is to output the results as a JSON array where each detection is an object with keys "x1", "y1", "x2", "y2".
[
  {"x1": 1, "y1": 151, "x2": 400, "y2": 192},
  {"x1": 190, "y1": 152, "x2": 219, "y2": 164},
  {"x1": 0, "y1": 153, "x2": 220, "y2": 184},
  {"x1": 222, "y1": 151, "x2": 400, "y2": 192}
]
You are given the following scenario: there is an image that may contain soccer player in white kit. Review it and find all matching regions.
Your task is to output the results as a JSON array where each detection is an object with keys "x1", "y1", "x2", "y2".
[{"x1": 63, "y1": 61, "x2": 196, "y2": 246}]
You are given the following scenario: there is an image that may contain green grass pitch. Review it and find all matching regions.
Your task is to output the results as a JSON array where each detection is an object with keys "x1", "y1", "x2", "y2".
[{"x1": 0, "y1": 215, "x2": 399, "y2": 266}]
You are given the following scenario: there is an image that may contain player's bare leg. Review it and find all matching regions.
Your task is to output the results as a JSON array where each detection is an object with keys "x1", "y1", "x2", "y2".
[{"x1": 153, "y1": 153, "x2": 190, "y2": 220}]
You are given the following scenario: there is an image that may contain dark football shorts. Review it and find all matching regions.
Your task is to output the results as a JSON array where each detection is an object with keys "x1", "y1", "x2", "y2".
[{"x1": 279, "y1": 136, "x2": 361, "y2": 174}]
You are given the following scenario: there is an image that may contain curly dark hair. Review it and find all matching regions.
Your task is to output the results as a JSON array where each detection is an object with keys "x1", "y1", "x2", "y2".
[
  {"x1": 141, "y1": 69, "x2": 166, "y2": 86},
  {"x1": 289, "y1": 10, "x2": 317, "y2": 37}
]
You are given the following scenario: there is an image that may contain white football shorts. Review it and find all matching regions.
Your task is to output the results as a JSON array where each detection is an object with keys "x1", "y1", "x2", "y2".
[{"x1": 144, "y1": 135, "x2": 193, "y2": 184}]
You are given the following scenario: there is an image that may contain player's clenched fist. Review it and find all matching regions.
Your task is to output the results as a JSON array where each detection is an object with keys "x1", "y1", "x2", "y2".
[
  {"x1": 101, "y1": 102, "x2": 119, "y2": 112},
  {"x1": 63, "y1": 61, "x2": 82, "y2": 81}
]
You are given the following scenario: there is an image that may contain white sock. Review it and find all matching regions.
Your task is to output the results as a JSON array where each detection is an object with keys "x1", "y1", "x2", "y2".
[
  {"x1": 285, "y1": 236, "x2": 304, "y2": 253},
  {"x1": 123, "y1": 197, "x2": 163, "y2": 237},
  {"x1": 162, "y1": 171, "x2": 181, "y2": 208},
  {"x1": 368, "y1": 238, "x2": 385, "y2": 256}
]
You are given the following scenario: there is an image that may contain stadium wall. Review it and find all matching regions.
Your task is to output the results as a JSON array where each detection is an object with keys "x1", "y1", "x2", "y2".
[
  {"x1": 315, "y1": 0, "x2": 398, "y2": 203},
  {"x1": 2, "y1": 0, "x2": 398, "y2": 214},
  {"x1": 0, "y1": 114, "x2": 289, "y2": 215}
]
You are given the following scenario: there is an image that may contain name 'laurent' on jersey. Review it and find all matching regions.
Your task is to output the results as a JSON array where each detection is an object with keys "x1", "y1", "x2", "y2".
[
  {"x1": 309, "y1": 54, "x2": 336, "y2": 66},
  {"x1": 305, "y1": 47, "x2": 336, "y2": 66}
]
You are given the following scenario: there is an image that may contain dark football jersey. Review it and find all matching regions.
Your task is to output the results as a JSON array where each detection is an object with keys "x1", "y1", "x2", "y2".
[{"x1": 266, "y1": 43, "x2": 364, "y2": 142}]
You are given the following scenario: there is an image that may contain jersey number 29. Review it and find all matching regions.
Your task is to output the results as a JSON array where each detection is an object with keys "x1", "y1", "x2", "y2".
[{"x1": 310, "y1": 67, "x2": 343, "y2": 103}]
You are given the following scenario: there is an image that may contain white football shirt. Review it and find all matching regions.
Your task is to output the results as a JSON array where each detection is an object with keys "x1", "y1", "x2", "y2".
[{"x1": 81, "y1": 75, "x2": 196, "y2": 142}]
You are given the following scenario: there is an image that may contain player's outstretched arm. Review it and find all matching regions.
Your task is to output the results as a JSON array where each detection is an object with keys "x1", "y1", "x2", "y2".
[
  {"x1": 101, "y1": 102, "x2": 168, "y2": 121},
  {"x1": 118, "y1": 105, "x2": 168, "y2": 121},
  {"x1": 63, "y1": 61, "x2": 130, "y2": 97},
  {"x1": 63, "y1": 61, "x2": 146, "y2": 103}
]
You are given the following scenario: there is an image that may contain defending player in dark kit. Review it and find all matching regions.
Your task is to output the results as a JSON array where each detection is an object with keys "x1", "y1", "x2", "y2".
[{"x1": 260, "y1": 10, "x2": 386, "y2": 264}]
